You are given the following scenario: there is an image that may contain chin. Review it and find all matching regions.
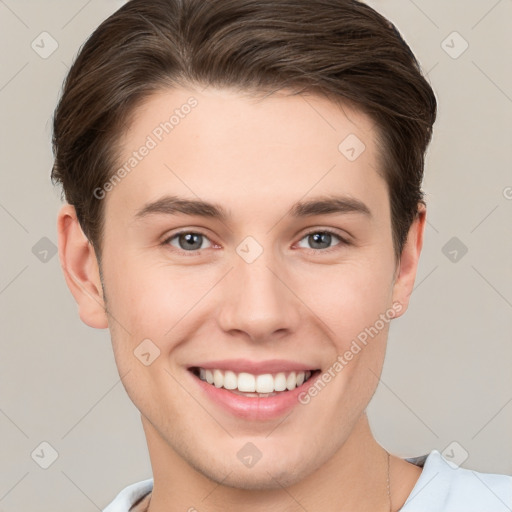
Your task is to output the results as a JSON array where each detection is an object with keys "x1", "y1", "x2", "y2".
[
  {"x1": 197, "y1": 455, "x2": 315, "y2": 491},
  {"x1": 223, "y1": 467, "x2": 308, "y2": 491}
]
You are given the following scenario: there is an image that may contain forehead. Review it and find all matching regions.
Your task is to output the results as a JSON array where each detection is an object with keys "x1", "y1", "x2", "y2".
[
  {"x1": 107, "y1": 85, "x2": 387, "y2": 223},
  {"x1": 124, "y1": 85, "x2": 378, "y2": 156}
]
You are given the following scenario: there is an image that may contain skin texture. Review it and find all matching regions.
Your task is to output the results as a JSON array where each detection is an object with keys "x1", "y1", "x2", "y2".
[{"x1": 57, "y1": 86, "x2": 426, "y2": 512}]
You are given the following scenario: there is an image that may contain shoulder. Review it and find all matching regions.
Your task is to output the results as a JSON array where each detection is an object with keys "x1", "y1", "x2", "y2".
[
  {"x1": 102, "y1": 479, "x2": 154, "y2": 512},
  {"x1": 400, "y1": 450, "x2": 512, "y2": 512},
  {"x1": 100, "y1": 452, "x2": 512, "y2": 512}
]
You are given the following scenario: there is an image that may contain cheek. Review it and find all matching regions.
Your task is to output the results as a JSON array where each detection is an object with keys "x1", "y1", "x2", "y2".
[
  {"x1": 103, "y1": 251, "x2": 201, "y2": 335},
  {"x1": 104, "y1": 231, "x2": 396, "y2": 355},
  {"x1": 293, "y1": 257, "x2": 395, "y2": 343},
  {"x1": 103, "y1": 253, "x2": 219, "y2": 396}
]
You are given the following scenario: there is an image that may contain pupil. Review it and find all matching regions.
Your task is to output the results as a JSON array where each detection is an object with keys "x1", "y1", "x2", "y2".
[
  {"x1": 310, "y1": 232, "x2": 331, "y2": 249},
  {"x1": 180, "y1": 233, "x2": 202, "y2": 250}
]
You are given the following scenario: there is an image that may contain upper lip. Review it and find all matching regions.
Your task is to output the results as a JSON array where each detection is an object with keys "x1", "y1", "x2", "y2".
[{"x1": 188, "y1": 359, "x2": 319, "y2": 375}]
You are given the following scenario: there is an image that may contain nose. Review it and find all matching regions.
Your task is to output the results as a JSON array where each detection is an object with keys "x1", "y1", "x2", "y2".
[{"x1": 216, "y1": 247, "x2": 302, "y2": 344}]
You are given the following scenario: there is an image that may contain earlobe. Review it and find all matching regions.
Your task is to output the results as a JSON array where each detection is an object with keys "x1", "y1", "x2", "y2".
[
  {"x1": 391, "y1": 203, "x2": 427, "y2": 317},
  {"x1": 57, "y1": 204, "x2": 109, "y2": 329}
]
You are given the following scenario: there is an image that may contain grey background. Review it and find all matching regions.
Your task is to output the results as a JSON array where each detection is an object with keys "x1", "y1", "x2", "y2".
[{"x1": 0, "y1": 0, "x2": 511, "y2": 510}]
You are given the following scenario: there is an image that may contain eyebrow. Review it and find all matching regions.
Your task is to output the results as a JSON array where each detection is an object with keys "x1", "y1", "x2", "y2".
[{"x1": 134, "y1": 194, "x2": 372, "y2": 222}]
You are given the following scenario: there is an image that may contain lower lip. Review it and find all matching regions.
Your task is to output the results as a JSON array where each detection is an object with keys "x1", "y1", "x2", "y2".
[{"x1": 188, "y1": 370, "x2": 321, "y2": 421}]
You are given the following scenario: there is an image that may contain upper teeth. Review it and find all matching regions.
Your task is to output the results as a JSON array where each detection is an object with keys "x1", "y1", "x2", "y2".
[{"x1": 198, "y1": 368, "x2": 312, "y2": 393}]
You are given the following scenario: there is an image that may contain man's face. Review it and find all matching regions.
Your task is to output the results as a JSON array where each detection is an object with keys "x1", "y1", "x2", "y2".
[{"x1": 98, "y1": 86, "x2": 405, "y2": 488}]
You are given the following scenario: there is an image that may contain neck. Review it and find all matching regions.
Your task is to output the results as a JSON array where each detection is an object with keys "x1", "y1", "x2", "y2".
[{"x1": 143, "y1": 413, "x2": 392, "y2": 512}]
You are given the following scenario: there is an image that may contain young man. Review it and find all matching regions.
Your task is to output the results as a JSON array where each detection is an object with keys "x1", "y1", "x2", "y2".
[{"x1": 52, "y1": 0, "x2": 512, "y2": 510}]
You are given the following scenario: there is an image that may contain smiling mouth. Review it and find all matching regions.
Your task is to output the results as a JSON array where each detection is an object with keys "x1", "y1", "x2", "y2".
[{"x1": 189, "y1": 367, "x2": 321, "y2": 397}]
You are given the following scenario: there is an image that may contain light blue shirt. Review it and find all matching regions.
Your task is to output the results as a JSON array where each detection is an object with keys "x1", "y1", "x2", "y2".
[{"x1": 103, "y1": 449, "x2": 512, "y2": 511}]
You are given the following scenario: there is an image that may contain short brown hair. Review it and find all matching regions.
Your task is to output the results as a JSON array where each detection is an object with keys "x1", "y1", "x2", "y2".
[{"x1": 51, "y1": 0, "x2": 437, "y2": 262}]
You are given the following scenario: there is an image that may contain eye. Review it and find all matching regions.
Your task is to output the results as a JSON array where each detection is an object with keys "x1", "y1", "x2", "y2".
[
  {"x1": 162, "y1": 228, "x2": 349, "y2": 256},
  {"x1": 296, "y1": 229, "x2": 348, "y2": 252},
  {"x1": 163, "y1": 231, "x2": 213, "y2": 253}
]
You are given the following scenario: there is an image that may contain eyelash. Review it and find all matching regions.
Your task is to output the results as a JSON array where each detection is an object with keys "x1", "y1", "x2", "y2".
[{"x1": 161, "y1": 228, "x2": 350, "y2": 256}]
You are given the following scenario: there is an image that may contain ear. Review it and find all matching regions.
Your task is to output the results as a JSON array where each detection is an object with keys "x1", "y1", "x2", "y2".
[
  {"x1": 391, "y1": 203, "x2": 426, "y2": 317},
  {"x1": 57, "y1": 204, "x2": 108, "y2": 329}
]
